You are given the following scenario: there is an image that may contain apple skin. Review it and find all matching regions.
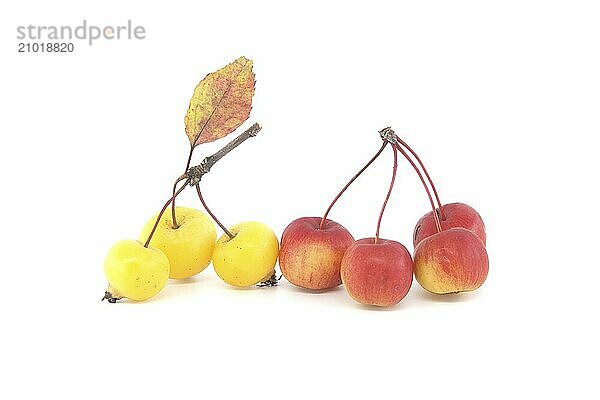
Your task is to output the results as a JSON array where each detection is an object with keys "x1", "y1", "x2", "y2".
[
  {"x1": 279, "y1": 217, "x2": 354, "y2": 290},
  {"x1": 413, "y1": 228, "x2": 488, "y2": 294},
  {"x1": 212, "y1": 221, "x2": 279, "y2": 287},
  {"x1": 139, "y1": 206, "x2": 216, "y2": 279},
  {"x1": 413, "y1": 202, "x2": 486, "y2": 247},
  {"x1": 104, "y1": 240, "x2": 170, "y2": 301},
  {"x1": 340, "y1": 238, "x2": 413, "y2": 307}
]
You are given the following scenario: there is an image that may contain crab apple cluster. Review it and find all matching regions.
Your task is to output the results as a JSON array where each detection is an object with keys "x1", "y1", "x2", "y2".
[
  {"x1": 102, "y1": 124, "x2": 281, "y2": 303},
  {"x1": 280, "y1": 127, "x2": 489, "y2": 307},
  {"x1": 103, "y1": 205, "x2": 216, "y2": 303},
  {"x1": 101, "y1": 58, "x2": 283, "y2": 303}
]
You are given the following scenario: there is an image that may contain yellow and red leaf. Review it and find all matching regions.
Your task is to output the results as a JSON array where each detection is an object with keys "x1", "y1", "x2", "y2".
[{"x1": 184, "y1": 57, "x2": 255, "y2": 146}]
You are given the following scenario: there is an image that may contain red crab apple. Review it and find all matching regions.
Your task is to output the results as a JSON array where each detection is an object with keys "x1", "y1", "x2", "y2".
[
  {"x1": 413, "y1": 202, "x2": 486, "y2": 247},
  {"x1": 341, "y1": 238, "x2": 413, "y2": 307},
  {"x1": 280, "y1": 141, "x2": 389, "y2": 291},
  {"x1": 279, "y1": 217, "x2": 354, "y2": 290},
  {"x1": 413, "y1": 228, "x2": 488, "y2": 294}
]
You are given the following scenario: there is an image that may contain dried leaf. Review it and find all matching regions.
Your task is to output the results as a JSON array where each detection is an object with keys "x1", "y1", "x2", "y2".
[{"x1": 184, "y1": 56, "x2": 255, "y2": 146}]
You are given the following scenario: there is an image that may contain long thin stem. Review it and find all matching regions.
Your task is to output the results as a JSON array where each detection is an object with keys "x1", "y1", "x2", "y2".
[
  {"x1": 170, "y1": 178, "x2": 184, "y2": 228},
  {"x1": 144, "y1": 179, "x2": 190, "y2": 248},
  {"x1": 185, "y1": 146, "x2": 194, "y2": 171},
  {"x1": 392, "y1": 143, "x2": 442, "y2": 233},
  {"x1": 319, "y1": 142, "x2": 388, "y2": 230},
  {"x1": 145, "y1": 124, "x2": 260, "y2": 248},
  {"x1": 195, "y1": 184, "x2": 234, "y2": 239},
  {"x1": 375, "y1": 145, "x2": 398, "y2": 243},
  {"x1": 171, "y1": 147, "x2": 195, "y2": 228},
  {"x1": 394, "y1": 137, "x2": 445, "y2": 220}
]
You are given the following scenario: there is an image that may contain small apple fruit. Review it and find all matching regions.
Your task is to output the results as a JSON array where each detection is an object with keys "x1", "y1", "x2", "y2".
[
  {"x1": 383, "y1": 131, "x2": 487, "y2": 249},
  {"x1": 213, "y1": 221, "x2": 279, "y2": 287},
  {"x1": 139, "y1": 206, "x2": 216, "y2": 279},
  {"x1": 413, "y1": 203, "x2": 486, "y2": 247},
  {"x1": 340, "y1": 238, "x2": 413, "y2": 307},
  {"x1": 279, "y1": 217, "x2": 354, "y2": 290},
  {"x1": 103, "y1": 240, "x2": 170, "y2": 302},
  {"x1": 278, "y1": 140, "x2": 391, "y2": 290},
  {"x1": 413, "y1": 228, "x2": 488, "y2": 294}
]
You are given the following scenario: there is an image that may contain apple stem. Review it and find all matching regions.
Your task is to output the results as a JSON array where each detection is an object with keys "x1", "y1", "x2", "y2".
[
  {"x1": 170, "y1": 147, "x2": 196, "y2": 228},
  {"x1": 319, "y1": 141, "x2": 388, "y2": 230},
  {"x1": 185, "y1": 145, "x2": 194, "y2": 171},
  {"x1": 170, "y1": 179, "x2": 183, "y2": 228},
  {"x1": 392, "y1": 143, "x2": 442, "y2": 232},
  {"x1": 375, "y1": 145, "x2": 398, "y2": 244},
  {"x1": 393, "y1": 137, "x2": 446, "y2": 220},
  {"x1": 143, "y1": 179, "x2": 190, "y2": 248},
  {"x1": 195, "y1": 184, "x2": 235, "y2": 240}
]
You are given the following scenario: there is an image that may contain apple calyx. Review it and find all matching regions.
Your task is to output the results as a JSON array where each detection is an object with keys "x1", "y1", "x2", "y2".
[
  {"x1": 101, "y1": 285, "x2": 123, "y2": 303},
  {"x1": 257, "y1": 270, "x2": 281, "y2": 287}
]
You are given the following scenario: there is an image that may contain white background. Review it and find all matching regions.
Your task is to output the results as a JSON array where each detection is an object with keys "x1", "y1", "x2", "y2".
[{"x1": 1, "y1": 0, "x2": 599, "y2": 398}]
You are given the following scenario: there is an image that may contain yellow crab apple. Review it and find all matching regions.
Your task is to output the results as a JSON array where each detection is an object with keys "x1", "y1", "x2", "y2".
[
  {"x1": 139, "y1": 206, "x2": 216, "y2": 279},
  {"x1": 103, "y1": 240, "x2": 170, "y2": 302},
  {"x1": 212, "y1": 221, "x2": 279, "y2": 287}
]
